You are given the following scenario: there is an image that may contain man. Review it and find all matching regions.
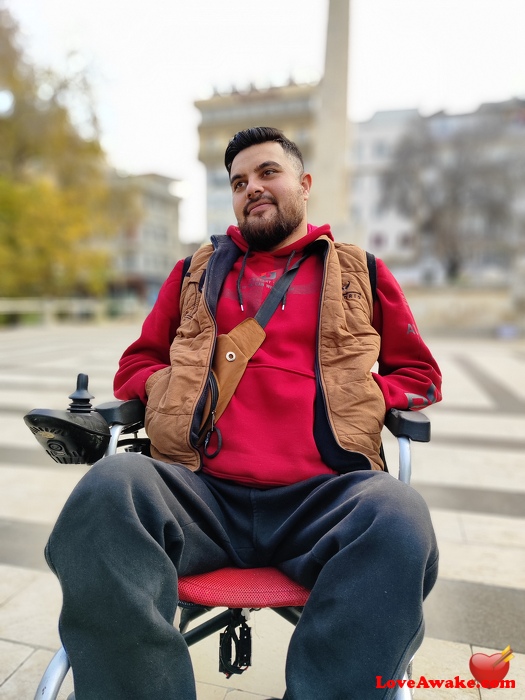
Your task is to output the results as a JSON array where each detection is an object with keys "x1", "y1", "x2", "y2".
[{"x1": 46, "y1": 126, "x2": 442, "y2": 699}]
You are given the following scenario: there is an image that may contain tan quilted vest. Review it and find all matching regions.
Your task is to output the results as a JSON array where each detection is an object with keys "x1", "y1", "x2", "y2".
[{"x1": 145, "y1": 235, "x2": 385, "y2": 471}]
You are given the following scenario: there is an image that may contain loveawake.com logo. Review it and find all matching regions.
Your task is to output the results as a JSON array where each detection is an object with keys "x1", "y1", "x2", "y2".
[{"x1": 376, "y1": 645, "x2": 516, "y2": 691}]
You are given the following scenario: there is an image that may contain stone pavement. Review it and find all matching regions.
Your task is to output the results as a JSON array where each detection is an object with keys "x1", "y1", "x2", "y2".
[{"x1": 0, "y1": 322, "x2": 524, "y2": 699}]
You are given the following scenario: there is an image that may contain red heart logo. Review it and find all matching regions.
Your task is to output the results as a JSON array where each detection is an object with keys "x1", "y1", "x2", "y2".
[{"x1": 469, "y1": 653, "x2": 510, "y2": 686}]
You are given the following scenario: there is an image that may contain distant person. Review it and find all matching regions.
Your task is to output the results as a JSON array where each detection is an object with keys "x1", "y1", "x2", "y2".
[{"x1": 46, "y1": 126, "x2": 442, "y2": 699}]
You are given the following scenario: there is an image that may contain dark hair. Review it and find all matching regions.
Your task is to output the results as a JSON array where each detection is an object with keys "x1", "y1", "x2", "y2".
[{"x1": 224, "y1": 126, "x2": 304, "y2": 174}]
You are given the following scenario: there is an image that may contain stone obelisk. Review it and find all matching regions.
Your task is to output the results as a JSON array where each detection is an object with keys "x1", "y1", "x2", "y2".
[{"x1": 308, "y1": 0, "x2": 353, "y2": 243}]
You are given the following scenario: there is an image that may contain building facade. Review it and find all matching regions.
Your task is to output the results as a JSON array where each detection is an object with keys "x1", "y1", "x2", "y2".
[
  {"x1": 111, "y1": 173, "x2": 185, "y2": 304},
  {"x1": 351, "y1": 109, "x2": 421, "y2": 262}
]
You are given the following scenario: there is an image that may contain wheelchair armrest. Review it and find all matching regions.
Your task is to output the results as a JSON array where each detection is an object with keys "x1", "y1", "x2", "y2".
[
  {"x1": 95, "y1": 399, "x2": 145, "y2": 429},
  {"x1": 384, "y1": 408, "x2": 431, "y2": 442}
]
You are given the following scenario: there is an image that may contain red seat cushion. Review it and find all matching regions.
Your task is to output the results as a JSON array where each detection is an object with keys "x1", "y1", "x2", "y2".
[{"x1": 178, "y1": 567, "x2": 310, "y2": 608}]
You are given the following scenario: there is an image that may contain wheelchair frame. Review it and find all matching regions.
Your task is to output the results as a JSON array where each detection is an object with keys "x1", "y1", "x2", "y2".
[{"x1": 26, "y1": 376, "x2": 430, "y2": 700}]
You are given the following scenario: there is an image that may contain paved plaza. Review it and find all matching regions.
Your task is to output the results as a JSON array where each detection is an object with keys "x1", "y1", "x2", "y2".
[{"x1": 0, "y1": 321, "x2": 524, "y2": 699}]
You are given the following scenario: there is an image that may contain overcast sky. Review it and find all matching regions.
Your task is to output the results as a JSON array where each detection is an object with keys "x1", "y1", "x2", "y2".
[{"x1": 7, "y1": 0, "x2": 525, "y2": 240}]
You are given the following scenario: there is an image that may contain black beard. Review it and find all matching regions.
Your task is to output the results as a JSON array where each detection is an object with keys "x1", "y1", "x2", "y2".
[
  {"x1": 239, "y1": 217, "x2": 300, "y2": 252},
  {"x1": 238, "y1": 201, "x2": 304, "y2": 252}
]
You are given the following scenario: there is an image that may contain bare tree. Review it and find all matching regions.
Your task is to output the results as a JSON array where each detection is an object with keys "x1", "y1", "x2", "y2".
[{"x1": 380, "y1": 104, "x2": 523, "y2": 282}]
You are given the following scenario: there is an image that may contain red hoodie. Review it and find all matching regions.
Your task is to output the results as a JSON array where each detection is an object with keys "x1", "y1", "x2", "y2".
[{"x1": 115, "y1": 224, "x2": 442, "y2": 487}]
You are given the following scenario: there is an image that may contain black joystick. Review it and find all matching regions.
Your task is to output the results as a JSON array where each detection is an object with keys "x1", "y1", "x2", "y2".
[{"x1": 68, "y1": 373, "x2": 95, "y2": 413}]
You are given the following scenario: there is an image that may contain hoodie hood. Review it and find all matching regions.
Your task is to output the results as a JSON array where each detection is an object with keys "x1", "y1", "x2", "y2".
[
  {"x1": 226, "y1": 223, "x2": 333, "y2": 313},
  {"x1": 226, "y1": 223, "x2": 334, "y2": 256}
]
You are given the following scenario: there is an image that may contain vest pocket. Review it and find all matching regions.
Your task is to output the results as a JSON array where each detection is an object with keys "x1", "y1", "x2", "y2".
[{"x1": 145, "y1": 366, "x2": 171, "y2": 399}]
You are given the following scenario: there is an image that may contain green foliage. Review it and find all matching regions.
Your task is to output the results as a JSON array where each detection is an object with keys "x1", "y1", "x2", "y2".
[
  {"x1": 0, "y1": 5, "x2": 128, "y2": 297},
  {"x1": 0, "y1": 176, "x2": 113, "y2": 296}
]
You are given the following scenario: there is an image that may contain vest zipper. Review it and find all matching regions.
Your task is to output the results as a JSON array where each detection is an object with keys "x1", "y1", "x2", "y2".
[
  {"x1": 199, "y1": 370, "x2": 218, "y2": 436},
  {"x1": 200, "y1": 370, "x2": 222, "y2": 458}
]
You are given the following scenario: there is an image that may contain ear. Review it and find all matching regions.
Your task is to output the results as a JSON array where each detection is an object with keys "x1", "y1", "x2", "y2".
[{"x1": 301, "y1": 173, "x2": 312, "y2": 200}]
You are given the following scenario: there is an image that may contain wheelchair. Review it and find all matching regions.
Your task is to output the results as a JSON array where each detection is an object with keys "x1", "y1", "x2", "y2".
[{"x1": 25, "y1": 374, "x2": 431, "y2": 700}]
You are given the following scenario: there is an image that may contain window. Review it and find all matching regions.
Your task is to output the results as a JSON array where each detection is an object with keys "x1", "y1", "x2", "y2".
[
  {"x1": 398, "y1": 231, "x2": 414, "y2": 249},
  {"x1": 370, "y1": 232, "x2": 386, "y2": 249},
  {"x1": 373, "y1": 140, "x2": 389, "y2": 159}
]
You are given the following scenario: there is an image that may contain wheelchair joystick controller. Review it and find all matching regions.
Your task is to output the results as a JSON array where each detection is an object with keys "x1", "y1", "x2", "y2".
[
  {"x1": 68, "y1": 373, "x2": 94, "y2": 413},
  {"x1": 23, "y1": 373, "x2": 111, "y2": 464}
]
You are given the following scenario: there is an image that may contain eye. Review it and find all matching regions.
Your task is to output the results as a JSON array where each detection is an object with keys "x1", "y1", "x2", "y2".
[
  {"x1": 233, "y1": 180, "x2": 245, "y2": 192},
  {"x1": 263, "y1": 169, "x2": 277, "y2": 176}
]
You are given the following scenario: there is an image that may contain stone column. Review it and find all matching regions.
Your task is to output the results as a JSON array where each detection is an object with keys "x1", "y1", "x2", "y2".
[{"x1": 309, "y1": 0, "x2": 355, "y2": 244}]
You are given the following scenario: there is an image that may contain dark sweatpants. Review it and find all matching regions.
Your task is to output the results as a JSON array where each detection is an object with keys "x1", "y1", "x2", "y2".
[{"x1": 45, "y1": 453, "x2": 438, "y2": 699}]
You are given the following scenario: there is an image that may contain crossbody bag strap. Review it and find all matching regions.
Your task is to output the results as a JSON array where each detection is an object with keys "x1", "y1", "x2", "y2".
[{"x1": 254, "y1": 252, "x2": 309, "y2": 327}]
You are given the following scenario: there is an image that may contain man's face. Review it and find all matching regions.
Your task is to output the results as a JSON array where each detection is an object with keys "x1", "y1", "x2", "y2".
[{"x1": 229, "y1": 142, "x2": 311, "y2": 251}]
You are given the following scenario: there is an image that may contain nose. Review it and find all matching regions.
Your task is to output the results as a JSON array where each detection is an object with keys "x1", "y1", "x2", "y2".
[{"x1": 246, "y1": 177, "x2": 263, "y2": 198}]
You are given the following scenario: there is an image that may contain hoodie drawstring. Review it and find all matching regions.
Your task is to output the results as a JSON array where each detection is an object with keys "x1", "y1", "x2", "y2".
[
  {"x1": 281, "y1": 251, "x2": 296, "y2": 311},
  {"x1": 237, "y1": 250, "x2": 250, "y2": 312}
]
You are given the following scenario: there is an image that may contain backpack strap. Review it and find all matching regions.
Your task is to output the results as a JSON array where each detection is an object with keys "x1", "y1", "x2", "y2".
[
  {"x1": 366, "y1": 252, "x2": 377, "y2": 304},
  {"x1": 180, "y1": 253, "x2": 206, "y2": 297},
  {"x1": 181, "y1": 255, "x2": 193, "y2": 287}
]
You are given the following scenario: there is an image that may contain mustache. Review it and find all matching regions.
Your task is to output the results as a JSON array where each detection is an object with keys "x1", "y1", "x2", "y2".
[{"x1": 243, "y1": 195, "x2": 277, "y2": 217}]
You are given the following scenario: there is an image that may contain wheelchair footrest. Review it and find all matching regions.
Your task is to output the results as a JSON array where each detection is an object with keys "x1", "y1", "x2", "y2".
[{"x1": 219, "y1": 609, "x2": 252, "y2": 678}]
